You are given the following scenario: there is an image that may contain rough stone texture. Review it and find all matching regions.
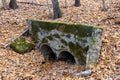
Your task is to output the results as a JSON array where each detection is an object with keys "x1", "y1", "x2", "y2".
[{"x1": 27, "y1": 19, "x2": 102, "y2": 67}]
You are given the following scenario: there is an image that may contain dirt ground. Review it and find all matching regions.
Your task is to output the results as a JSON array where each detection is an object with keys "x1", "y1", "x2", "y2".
[{"x1": 0, "y1": 0, "x2": 120, "y2": 80}]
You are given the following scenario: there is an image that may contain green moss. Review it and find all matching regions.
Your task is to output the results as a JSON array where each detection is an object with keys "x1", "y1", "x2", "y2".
[
  {"x1": 27, "y1": 19, "x2": 102, "y2": 29},
  {"x1": 68, "y1": 42, "x2": 87, "y2": 65},
  {"x1": 53, "y1": 34, "x2": 60, "y2": 38},
  {"x1": 27, "y1": 19, "x2": 102, "y2": 40},
  {"x1": 69, "y1": 42, "x2": 75, "y2": 51},
  {"x1": 32, "y1": 21, "x2": 59, "y2": 31},
  {"x1": 27, "y1": 19, "x2": 102, "y2": 35},
  {"x1": 84, "y1": 46, "x2": 89, "y2": 52},
  {"x1": 60, "y1": 45, "x2": 64, "y2": 48},
  {"x1": 80, "y1": 39, "x2": 87, "y2": 43},
  {"x1": 61, "y1": 39, "x2": 67, "y2": 46},
  {"x1": 31, "y1": 34, "x2": 38, "y2": 43},
  {"x1": 10, "y1": 37, "x2": 34, "y2": 54},
  {"x1": 91, "y1": 34, "x2": 96, "y2": 46},
  {"x1": 42, "y1": 38, "x2": 48, "y2": 43},
  {"x1": 64, "y1": 24, "x2": 93, "y2": 37},
  {"x1": 66, "y1": 34, "x2": 71, "y2": 38},
  {"x1": 91, "y1": 39, "x2": 95, "y2": 46},
  {"x1": 47, "y1": 36, "x2": 53, "y2": 40},
  {"x1": 31, "y1": 21, "x2": 40, "y2": 42}
]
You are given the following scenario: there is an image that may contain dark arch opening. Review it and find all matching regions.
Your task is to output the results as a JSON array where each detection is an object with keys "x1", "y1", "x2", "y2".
[
  {"x1": 58, "y1": 51, "x2": 75, "y2": 64},
  {"x1": 40, "y1": 44, "x2": 56, "y2": 61}
]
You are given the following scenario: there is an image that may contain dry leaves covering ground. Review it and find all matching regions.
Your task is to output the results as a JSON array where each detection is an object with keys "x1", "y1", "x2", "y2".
[{"x1": 0, "y1": 0, "x2": 120, "y2": 80}]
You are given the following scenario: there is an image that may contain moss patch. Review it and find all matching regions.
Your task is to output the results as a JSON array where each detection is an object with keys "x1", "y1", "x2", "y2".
[
  {"x1": 41, "y1": 38, "x2": 48, "y2": 43},
  {"x1": 91, "y1": 39, "x2": 95, "y2": 46},
  {"x1": 27, "y1": 19, "x2": 102, "y2": 41},
  {"x1": 68, "y1": 42, "x2": 87, "y2": 65},
  {"x1": 10, "y1": 37, "x2": 34, "y2": 54},
  {"x1": 61, "y1": 39, "x2": 67, "y2": 46},
  {"x1": 47, "y1": 36, "x2": 53, "y2": 40},
  {"x1": 66, "y1": 34, "x2": 71, "y2": 38},
  {"x1": 53, "y1": 34, "x2": 60, "y2": 38}
]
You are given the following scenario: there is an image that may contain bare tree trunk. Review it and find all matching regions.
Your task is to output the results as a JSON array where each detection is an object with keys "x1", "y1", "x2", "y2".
[
  {"x1": 9, "y1": 0, "x2": 18, "y2": 9},
  {"x1": 102, "y1": 0, "x2": 107, "y2": 11},
  {"x1": 75, "y1": 0, "x2": 80, "y2": 7},
  {"x1": 51, "y1": 0, "x2": 62, "y2": 19},
  {"x1": 2, "y1": 0, "x2": 7, "y2": 9}
]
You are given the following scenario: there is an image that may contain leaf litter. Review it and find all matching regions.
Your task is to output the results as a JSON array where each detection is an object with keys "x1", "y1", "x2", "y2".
[{"x1": 0, "y1": 0, "x2": 120, "y2": 79}]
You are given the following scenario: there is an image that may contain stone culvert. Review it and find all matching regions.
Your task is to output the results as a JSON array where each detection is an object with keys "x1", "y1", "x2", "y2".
[{"x1": 27, "y1": 19, "x2": 103, "y2": 68}]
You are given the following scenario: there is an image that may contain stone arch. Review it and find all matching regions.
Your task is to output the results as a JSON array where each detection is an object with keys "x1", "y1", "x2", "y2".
[
  {"x1": 39, "y1": 44, "x2": 56, "y2": 60},
  {"x1": 58, "y1": 51, "x2": 75, "y2": 64}
]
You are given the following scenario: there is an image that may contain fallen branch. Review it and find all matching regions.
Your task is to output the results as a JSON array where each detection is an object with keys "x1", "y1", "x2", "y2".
[
  {"x1": 18, "y1": 1, "x2": 72, "y2": 8},
  {"x1": 56, "y1": 69, "x2": 74, "y2": 74},
  {"x1": 5, "y1": 28, "x2": 29, "y2": 48},
  {"x1": 18, "y1": 1, "x2": 52, "y2": 7},
  {"x1": 75, "y1": 69, "x2": 92, "y2": 77},
  {"x1": 56, "y1": 69, "x2": 93, "y2": 77}
]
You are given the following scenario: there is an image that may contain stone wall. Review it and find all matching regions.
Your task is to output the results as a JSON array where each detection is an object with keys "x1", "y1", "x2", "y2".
[{"x1": 27, "y1": 19, "x2": 102, "y2": 68}]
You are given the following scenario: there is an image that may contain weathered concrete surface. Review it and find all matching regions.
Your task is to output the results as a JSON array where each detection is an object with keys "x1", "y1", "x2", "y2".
[{"x1": 27, "y1": 19, "x2": 102, "y2": 67}]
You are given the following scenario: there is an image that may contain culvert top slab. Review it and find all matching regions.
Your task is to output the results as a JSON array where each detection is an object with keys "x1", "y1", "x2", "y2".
[{"x1": 27, "y1": 19, "x2": 103, "y2": 68}]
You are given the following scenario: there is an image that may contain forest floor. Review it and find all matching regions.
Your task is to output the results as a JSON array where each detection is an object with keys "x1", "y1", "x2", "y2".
[{"x1": 0, "y1": 0, "x2": 120, "y2": 80}]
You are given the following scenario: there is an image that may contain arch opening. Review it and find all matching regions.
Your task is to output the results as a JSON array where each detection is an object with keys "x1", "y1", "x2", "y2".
[
  {"x1": 40, "y1": 44, "x2": 56, "y2": 61},
  {"x1": 58, "y1": 51, "x2": 75, "y2": 64}
]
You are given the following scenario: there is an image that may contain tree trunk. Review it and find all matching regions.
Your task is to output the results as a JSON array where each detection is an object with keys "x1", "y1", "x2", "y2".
[
  {"x1": 51, "y1": 0, "x2": 61, "y2": 19},
  {"x1": 2, "y1": 0, "x2": 7, "y2": 9},
  {"x1": 9, "y1": 0, "x2": 18, "y2": 9},
  {"x1": 102, "y1": 0, "x2": 107, "y2": 11},
  {"x1": 75, "y1": 0, "x2": 80, "y2": 7}
]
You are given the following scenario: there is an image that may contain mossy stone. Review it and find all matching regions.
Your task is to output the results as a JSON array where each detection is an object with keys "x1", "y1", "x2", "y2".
[
  {"x1": 10, "y1": 37, "x2": 34, "y2": 54},
  {"x1": 61, "y1": 39, "x2": 67, "y2": 46},
  {"x1": 27, "y1": 19, "x2": 103, "y2": 66}
]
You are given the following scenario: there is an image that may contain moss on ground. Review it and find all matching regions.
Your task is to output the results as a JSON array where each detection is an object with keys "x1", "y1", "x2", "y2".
[{"x1": 10, "y1": 37, "x2": 34, "y2": 54}]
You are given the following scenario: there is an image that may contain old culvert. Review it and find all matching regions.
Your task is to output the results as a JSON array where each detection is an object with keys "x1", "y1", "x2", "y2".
[
  {"x1": 57, "y1": 51, "x2": 75, "y2": 64},
  {"x1": 39, "y1": 44, "x2": 56, "y2": 61}
]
